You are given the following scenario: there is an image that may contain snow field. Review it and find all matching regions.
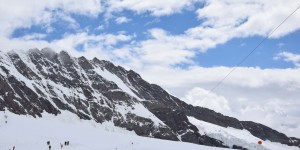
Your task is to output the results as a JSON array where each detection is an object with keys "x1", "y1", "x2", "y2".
[{"x1": 0, "y1": 111, "x2": 225, "y2": 150}]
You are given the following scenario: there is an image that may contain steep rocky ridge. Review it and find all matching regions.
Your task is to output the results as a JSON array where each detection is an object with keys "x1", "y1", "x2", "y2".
[
  {"x1": 0, "y1": 48, "x2": 299, "y2": 149},
  {"x1": 100, "y1": 55, "x2": 300, "y2": 148}
]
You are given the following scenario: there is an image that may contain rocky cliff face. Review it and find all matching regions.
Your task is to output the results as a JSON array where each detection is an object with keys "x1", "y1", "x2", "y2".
[{"x1": 0, "y1": 48, "x2": 299, "y2": 149}]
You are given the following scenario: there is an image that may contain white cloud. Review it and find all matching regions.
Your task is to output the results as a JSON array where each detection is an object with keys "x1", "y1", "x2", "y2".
[
  {"x1": 184, "y1": 87, "x2": 231, "y2": 113},
  {"x1": 195, "y1": 0, "x2": 300, "y2": 38},
  {"x1": 0, "y1": 0, "x2": 103, "y2": 36},
  {"x1": 50, "y1": 32, "x2": 132, "y2": 60},
  {"x1": 95, "y1": 25, "x2": 105, "y2": 30},
  {"x1": 238, "y1": 98, "x2": 300, "y2": 138},
  {"x1": 103, "y1": 0, "x2": 300, "y2": 54},
  {"x1": 275, "y1": 51, "x2": 300, "y2": 67},
  {"x1": 1, "y1": 0, "x2": 300, "y2": 54},
  {"x1": 121, "y1": 0, "x2": 300, "y2": 54},
  {"x1": 115, "y1": 16, "x2": 131, "y2": 24},
  {"x1": 0, "y1": 32, "x2": 133, "y2": 62},
  {"x1": 19, "y1": 33, "x2": 47, "y2": 40},
  {"x1": 53, "y1": 11, "x2": 80, "y2": 29},
  {"x1": 138, "y1": 66, "x2": 300, "y2": 95},
  {"x1": 111, "y1": 29, "x2": 198, "y2": 67},
  {"x1": 106, "y1": 0, "x2": 199, "y2": 17}
]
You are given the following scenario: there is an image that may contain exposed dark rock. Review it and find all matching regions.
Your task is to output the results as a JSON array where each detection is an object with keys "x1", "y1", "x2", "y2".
[
  {"x1": 8, "y1": 51, "x2": 41, "y2": 80},
  {"x1": 186, "y1": 106, "x2": 243, "y2": 129},
  {"x1": 78, "y1": 56, "x2": 94, "y2": 70},
  {"x1": 0, "y1": 49, "x2": 299, "y2": 149},
  {"x1": 232, "y1": 145, "x2": 248, "y2": 150},
  {"x1": 99, "y1": 58, "x2": 300, "y2": 148}
]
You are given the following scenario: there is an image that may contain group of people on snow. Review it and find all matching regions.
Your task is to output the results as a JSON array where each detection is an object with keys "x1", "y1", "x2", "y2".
[{"x1": 47, "y1": 140, "x2": 70, "y2": 149}]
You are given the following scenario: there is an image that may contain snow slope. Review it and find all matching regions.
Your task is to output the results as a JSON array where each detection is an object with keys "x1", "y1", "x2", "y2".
[
  {"x1": 0, "y1": 111, "x2": 225, "y2": 150},
  {"x1": 1, "y1": 49, "x2": 299, "y2": 149},
  {"x1": 188, "y1": 116, "x2": 299, "y2": 150},
  {"x1": 93, "y1": 67, "x2": 138, "y2": 98}
]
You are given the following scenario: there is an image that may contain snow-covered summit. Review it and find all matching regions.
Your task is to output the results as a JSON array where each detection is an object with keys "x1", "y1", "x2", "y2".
[{"x1": 0, "y1": 48, "x2": 299, "y2": 150}]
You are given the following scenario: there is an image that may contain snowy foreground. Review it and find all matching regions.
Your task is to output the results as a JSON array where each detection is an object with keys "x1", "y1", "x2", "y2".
[
  {"x1": 0, "y1": 111, "x2": 298, "y2": 150},
  {"x1": 0, "y1": 111, "x2": 223, "y2": 150}
]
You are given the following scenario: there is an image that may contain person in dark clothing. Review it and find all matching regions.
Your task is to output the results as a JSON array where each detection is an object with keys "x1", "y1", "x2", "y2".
[
  {"x1": 13, "y1": 146, "x2": 15, "y2": 150},
  {"x1": 64, "y1": 141, "x2": 67, "y2": 146},
  {"x1": 47, "y1": 141, "x2": 50, "y2": 145},
  {"x1": 48, "y1": 145, "x2": 51, "y2": 150}
]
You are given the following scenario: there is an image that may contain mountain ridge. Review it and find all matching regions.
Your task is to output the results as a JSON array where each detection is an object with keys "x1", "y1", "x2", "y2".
[{"x1": 0, "y1": 48, "x2": 299, "y2": 149}]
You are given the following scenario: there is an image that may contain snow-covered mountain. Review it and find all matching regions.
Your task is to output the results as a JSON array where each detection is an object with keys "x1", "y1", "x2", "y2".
[{"x1": 0, "y1": 48, "x2": 299, "y2": 150}]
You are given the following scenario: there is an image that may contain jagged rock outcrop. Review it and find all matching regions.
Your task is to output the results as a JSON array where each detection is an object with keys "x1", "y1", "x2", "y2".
[{"x1": 0, "y1": 48, "x2": 299, "y2": 149}]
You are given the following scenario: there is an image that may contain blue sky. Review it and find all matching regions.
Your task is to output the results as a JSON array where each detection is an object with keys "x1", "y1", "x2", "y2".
[
  {"x1": 8, "y1": 1, "x2": 300, "y2": 69},
  {"x1": 1, "y1": 0, "x2": 300, "y2": 137}
]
